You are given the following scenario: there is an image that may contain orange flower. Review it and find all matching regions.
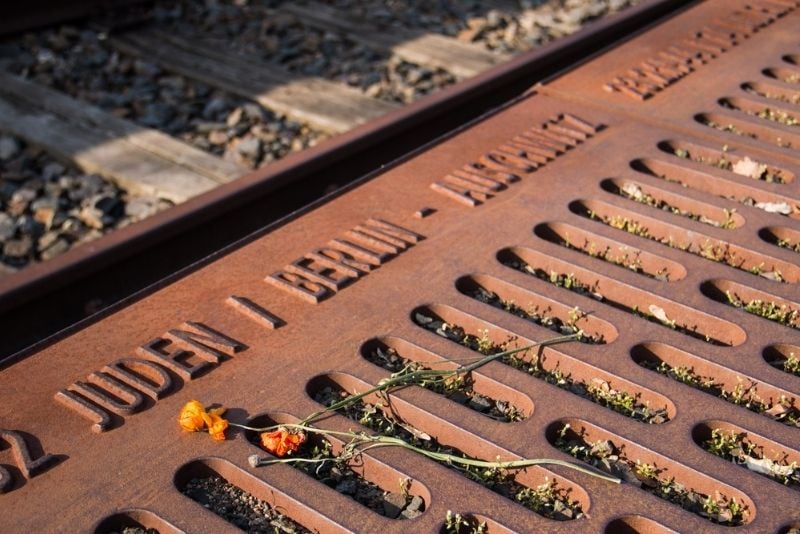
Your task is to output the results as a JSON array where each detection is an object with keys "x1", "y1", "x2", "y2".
[
  {"x1": 205, "y1": 412, "x2": 229, "y2": 441},
  {"x1": 178, "y1": 401, "x2": 228, "y2": 440},
  {"x1": 260, "y1": 429, "x2": 306, "y2": 457},
  {"x1": 178, "y1": 400, "x2": 206, "y2": 432}
]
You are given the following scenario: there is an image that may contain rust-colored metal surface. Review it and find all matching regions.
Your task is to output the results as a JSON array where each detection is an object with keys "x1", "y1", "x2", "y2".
[{"x1": 2, "y1": 1, "x2": 799, "y2": 532}]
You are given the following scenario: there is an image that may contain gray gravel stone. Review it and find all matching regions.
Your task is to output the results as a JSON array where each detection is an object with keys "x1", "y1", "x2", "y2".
[
  {"x1": 468, "y1": 394, "x2": 493, "y2": 413},
  {"x1": 400, "y1": 495, "x2": 424, "y2": 519},
  {"x1": 0, "y1": 213, "x2": 15, "y2": 241},
  {"x1": 16, "y1": 214, "x2": 44, "y2": 237},
  {"x1": 4, "y1": 236, "x2": 33, "y2": 258},
  {"x1": 236, "y1": 136, "x2": 262, "y2": 159},
  {"x1": 382, "y1": 491, "x2": 408, "y2": 519},
  {"x1": 40, "y1": 237, "x2": 70, "y2": 260},
  {"x1": 0, "y1": 136, "x2": 21, "y2": 161},
  {"x1": 41, "y1": 162, "x2": 65, "y2": 181}
]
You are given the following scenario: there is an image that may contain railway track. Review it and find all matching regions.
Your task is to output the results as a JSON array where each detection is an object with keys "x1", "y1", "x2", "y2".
[
  {"x1": 7, "y1": 0, "x2": 800, "y2": 531},
  {"x1": 0, "y1": 0, "x2": 677, "y2": 358},
  {"x1": 0, "y1": 0, "x2": 643, "y2": 195},
  {"x1": 0, "y1": 1, "x2": 642, "y2": 197}
]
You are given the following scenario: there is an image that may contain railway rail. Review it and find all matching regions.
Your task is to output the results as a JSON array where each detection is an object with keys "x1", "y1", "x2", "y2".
[{"x1": 3, "y1": 0, "x2": 800, "y2": 532}]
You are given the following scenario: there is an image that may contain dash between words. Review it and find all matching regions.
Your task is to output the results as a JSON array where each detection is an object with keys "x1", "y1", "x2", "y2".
[{"x1": 55, "y1": 217, "x2": 422, "y2": 432}]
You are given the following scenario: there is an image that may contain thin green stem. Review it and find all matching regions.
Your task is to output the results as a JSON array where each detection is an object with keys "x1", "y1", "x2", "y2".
[
  {"x1": 228, "y1": 422, "x2": 357, "y2": 438},
  {"x1": 299, "y1": 333, "x2": 579, "y2": 425},
  {"x1": 240, "y1": 332, "x2": 616, "y2": 484},
  {"x1": 249, "y1": 428, "x2": 620, "y2": 483}
]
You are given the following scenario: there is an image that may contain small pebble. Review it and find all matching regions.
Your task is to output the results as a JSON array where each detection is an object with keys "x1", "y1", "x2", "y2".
[{"x1": 0, "y1": 136, "x2": 22, "y2": 161}]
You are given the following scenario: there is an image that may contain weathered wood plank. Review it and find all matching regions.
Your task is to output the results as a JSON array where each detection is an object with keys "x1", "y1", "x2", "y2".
[
  {"x1": 0, "y1": 71, "x2": 244, "y2": 185},
  {"x1": 0, "y1": 75, "x2": 228, "y2": 202},
  {"x1": 281, "y1": 2, "x2": 510, "y2": 78},
  {"x1": 109, "y1": 28, "x2": 399, "y2": 134}
]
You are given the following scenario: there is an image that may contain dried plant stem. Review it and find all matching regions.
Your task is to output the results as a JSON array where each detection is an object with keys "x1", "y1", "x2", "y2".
[
  {"x1": 236, "y1": 332, "x2": 621, "y2": 484},
  {"x1": 299, "y1": 333, "x2": 580, "y2": 425},
  {"x1": 246, "y1": 424, "x2": 620, "y2": 484}
]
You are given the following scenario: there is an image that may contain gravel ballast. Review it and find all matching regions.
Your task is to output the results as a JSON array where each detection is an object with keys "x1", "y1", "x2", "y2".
[
  {"x1": 6, "y1": 27, "x2": 327, "y2": 169},
  {"x1": 154, "y1": 1, "x2": 457, "y2": 104},
  {"x1": 183, "y1": 475, "x2": 310, "y2": 533},
  {"x1": 0, "y1": 134, "x2": 171, "y2": 277},
  {"x1": 0, "y1": 0, "x2": 642, "y2": 276},
  {"x1": 328, "y1": 0, "x2": 640, "y2": 53}
]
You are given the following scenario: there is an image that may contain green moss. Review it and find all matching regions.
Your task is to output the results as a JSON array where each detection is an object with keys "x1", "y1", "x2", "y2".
[
  {"x1": 319, "y1": 387, "x2": 583, "y2": 521},
  {"x1": 554, "y1": 425, "x2": 750, "y2": 526},
  {"x1": 726, "y1": 291, "x2": 799, "y2": 329},
  {"x1": 704, "y1": 428, "x2": 799, "y2": 488},
  {"x1": 641, "y1": 360, "x2": 800, "y2": 428},
  {"x1": 414, "y1": 315, "x2": 669, "y2": 424},
  {"x1": 586, "y1": 211, "x2": 786, "y2": 282}
]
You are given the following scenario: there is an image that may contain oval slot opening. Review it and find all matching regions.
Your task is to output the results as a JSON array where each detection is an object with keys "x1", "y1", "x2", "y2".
[
  {"x1": 439, "y1": 513, "x2": 516, "y2": 534},
  {"x1": 604, "y1": 516, "x2": 677, "y2": 534},
  {"x1": 307, "y1": 371, "x2": 589, "y2": 521},
  {"x1": 657, "y1": 138, "x2": 794, "y2": 184},
  {"x1": 534, "y1": 220, "x2": 688, "y2": 280},
  {"x1": 762, "y1": 67, "x2": 800, "y2": 84},
  {"x1": 763, "y1": 344, "x2": 800, "y2": 379},
  {"x1": 244, "y1": 410, "x2": 430, "y2": 521},
  {"x1": 174, "y1": 457, "x2": 324, "y2": 532},
  {"x1": 456, "y1": 273, "x2": 618, "y2": 343},
  {"x1": 361, "y1": 336, "x2": 534, "y2": 422},
  {"x1": 701, "y1": 279, "x2": 799, "y2": 330},
  {"x1": 601, "y1": 177, "x2": 745, "y2": 229},
  {"x1": 413, "y1": 303, "x2": 674, "y2": 424},
  {"x1": 94, "y1": 509, "x2": 181, "y2": 534},
  {"x1": 695, "y1": 112, "x2": 800, "y2": 151},
  {"x1": 572, "y1": 198, "x2": 799, "y2": 283},
  {"x1": 742, "y1": 81, "x2": 800, "y2": 107},
  {"x1": 692, "y1": 420, "x2": 799, "y2": 491},
  {"x1": 547, "y1": 419, "x2": 755, "y2": 526},
  {"x1": 630, "y1": 157, "x2": 800, "y2": 219},
  {"x1": 632, "y1": 343, "x2": 800, "y2": 428},
  {"x1": 719, "y1": 97, "x2": 799, "y2": 128},
  {"x1": 759, "y1": 226, "x2": 800, "y2": 254},
  {"x1": 497, "y1": 245, "x2": 746, "y2": 346}
]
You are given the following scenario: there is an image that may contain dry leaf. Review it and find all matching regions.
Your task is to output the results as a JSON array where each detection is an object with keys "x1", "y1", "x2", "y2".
[
  {"x1": 397, "y1": 421, "x2": 431, "y2": 441},
  {"x1": 622, "y1": 182, "x2": 644, "y2": 200},
  {"x1": 732, "y1": 157, "x2": 767, "y2": 179},
  {"x1": 743, "y1": 456, "x2": 795, "y2": 477},
  {"x1": 591, "y1": 378, "x2": 611, "y2": 392},
  {"x1": 759, "y1": 270, "x2": 783, "y2": 282},
  {"x1": 713, "y1": 508, "x2": 733, "y2": 523},
  {"x1": 649, "y1": 304, "x2": 669, "y2": 323},
  {"x1": 754, "y1": 201, "x2": 793, "y2": 215},
  {"x1": 765, "y1": 403, "x2": 789, "y2": 418},
  {"x1": 589, "y1": 439, "x2": 614, "y2": 458}
]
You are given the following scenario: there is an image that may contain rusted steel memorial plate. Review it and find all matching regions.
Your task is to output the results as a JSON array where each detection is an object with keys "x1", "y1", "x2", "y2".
[{"x1": 2, "y1": 1, "x2": 799, "y2": 532}]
